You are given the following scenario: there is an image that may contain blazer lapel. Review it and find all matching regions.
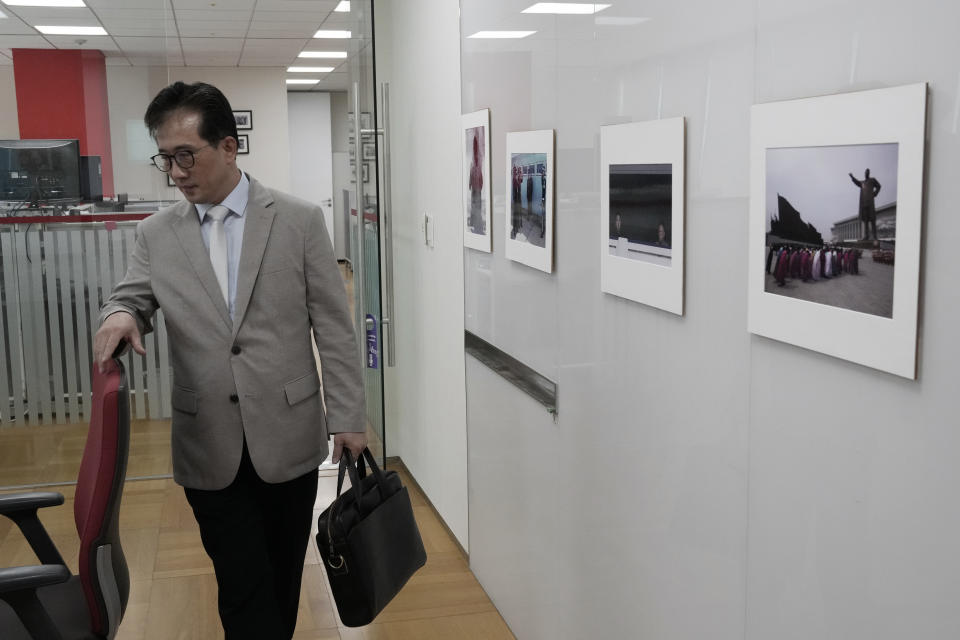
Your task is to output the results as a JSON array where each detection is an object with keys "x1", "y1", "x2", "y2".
[
  {"x1": 232, "y1": 178, "x2": 276, "y2": 336},
  {"x1": 171, "y1": 204, "x2": 233, "y2": 330}
]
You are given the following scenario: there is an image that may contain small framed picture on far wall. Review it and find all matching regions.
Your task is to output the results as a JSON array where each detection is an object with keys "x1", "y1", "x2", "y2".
[
  {"x1": 233, "y1": 110, "x2": 253, "y2": 130},
  {"x1": 237, "y1": 134, "x2": 249, "y2": 154}
]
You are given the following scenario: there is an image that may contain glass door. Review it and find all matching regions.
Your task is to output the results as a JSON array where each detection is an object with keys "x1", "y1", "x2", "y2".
[{"x1": 346, "y1": 0, "x2": 391, "y2": 464}]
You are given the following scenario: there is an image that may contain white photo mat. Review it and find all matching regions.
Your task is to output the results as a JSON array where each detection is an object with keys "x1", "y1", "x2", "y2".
[
  {"x1": 462, "y1": 109, "x2": 492, "y2": 253},
  {"x1": 600, "y1": 117, "x2": 685, "y2": 315},
  {"x1": 748, "y1": 83, "x2": 927, "y2": 379},
  {"x1": 504, "y1": 129, "x2": 555, "y2": 273}
]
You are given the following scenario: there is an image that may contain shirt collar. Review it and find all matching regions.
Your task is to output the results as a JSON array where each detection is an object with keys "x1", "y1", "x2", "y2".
[{"x1": 196, "y1": 171, "x2": 250, "y2": 222}]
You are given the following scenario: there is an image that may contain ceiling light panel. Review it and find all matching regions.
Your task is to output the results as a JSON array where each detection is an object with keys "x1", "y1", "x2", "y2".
[
  {"x1": 298, "y1": 51, "x2": 347, "y2": 58},
  {"x1": 313, "y1": 29, "x2": 350, "y2": 38},
  {"x1": 288, "y1": 66, "x2": 333, "y2": 72},
  {"x1": 334, "y1": 0, "x2": 349, "y2": 11},
  {"x1": 467, "y1": 31, "x2": 536, "y2": 39},
  {"x1": 35, "y1": 24, "x2": 106, "y2": 35},
  {"x1": 286, "y1": 78, "x2": 318, "y2": 84},
  {"x1": 522, "y1": 3, "x2": 610, "y2": 14},
  {"x1": 4, "y1": 0, "x2": 86, "y2": 7}
]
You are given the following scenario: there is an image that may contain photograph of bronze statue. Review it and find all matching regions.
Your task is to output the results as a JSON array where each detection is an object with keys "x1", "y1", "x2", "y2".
[{"x1": 763, "y1": 142, "x2": 898, "y2": 318}]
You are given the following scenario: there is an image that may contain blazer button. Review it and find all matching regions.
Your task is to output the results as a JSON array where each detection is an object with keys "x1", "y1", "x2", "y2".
[
  {"x1": 231, "y1": 345, "x2": 241, "y2": 355},
  {"x1": 229, "y1": 393, "x2": 239, "y2": 403}
]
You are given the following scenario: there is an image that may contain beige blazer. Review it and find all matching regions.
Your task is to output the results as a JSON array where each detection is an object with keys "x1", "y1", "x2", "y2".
[{"x1": 101, "y1": 176, "x2": 364, "y2": 490}]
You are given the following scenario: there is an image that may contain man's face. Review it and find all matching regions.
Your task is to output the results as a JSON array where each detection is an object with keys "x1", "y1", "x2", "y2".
[{"x1": 156, "y1": 108, "x2": 238, "y2": 204}]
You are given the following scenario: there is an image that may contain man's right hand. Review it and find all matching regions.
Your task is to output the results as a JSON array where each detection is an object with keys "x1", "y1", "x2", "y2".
[{"x1": 93, "y1": 311, "x2": 146, "y2": 372}]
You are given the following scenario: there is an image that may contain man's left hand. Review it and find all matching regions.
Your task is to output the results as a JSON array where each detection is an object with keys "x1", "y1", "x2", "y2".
[{"x1": 332, "y1": 431, "x2": 368, "y2": 464}]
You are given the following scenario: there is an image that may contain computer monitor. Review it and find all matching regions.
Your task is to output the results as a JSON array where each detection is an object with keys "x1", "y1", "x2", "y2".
[{"x1": 0, "y1": 139, "x2": 82, "y2": 206}]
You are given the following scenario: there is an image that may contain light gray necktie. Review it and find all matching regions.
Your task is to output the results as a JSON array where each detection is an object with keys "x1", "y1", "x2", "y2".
[{"x1": 206, "y1": 204, "x2": 230, "y2": 306}]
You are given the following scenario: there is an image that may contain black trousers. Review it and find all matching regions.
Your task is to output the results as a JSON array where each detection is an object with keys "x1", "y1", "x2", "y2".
[{"x1": 184, "y1": 443, "x2": 318, "y2": 640}]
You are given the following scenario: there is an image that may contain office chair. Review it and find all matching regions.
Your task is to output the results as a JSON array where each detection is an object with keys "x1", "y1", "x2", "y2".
[{"x1": 0, "y1": 358, "x2": 131, "y2": 639}]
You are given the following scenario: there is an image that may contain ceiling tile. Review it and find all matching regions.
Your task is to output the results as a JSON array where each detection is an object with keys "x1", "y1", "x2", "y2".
[
  {"x1": 179, "y1": 36, "x2": 242, "y2": 53},
  {"x1": 184, "y1": 54, "x2": 240, "y2": 66},
  {"x1": 45, "y1": 34, "x2": 119, "y2": 51},
  {"x1": 254, "y1": 0, "x2": 337, "y2": 11},
  {"x1": 114, "y1": 35, "x2": 180, "y2": 56},
  {"x1": 104, "y1": 56, "x2": 131, "y2": 65},
  {"x1": 0, "y1": 12, "x2": 39, "y2": 36},
  {"x1": 0, "y1": 34, "x2": 53, "y2": 49},
  {"x1": 6, "y1": 7, "x2": 99, "y2": 24},
  {"x1": 177, "y1": 21, "x2": 247, "y2": 38},
  {"x1": 127, "y1": 55, "x2": 184, "y2": 66},
  {"x1": 254, "y1": 10, "x2": 332, "y2": 22},
  {"x1": 99, "y1": 19, "x2": 178, "y2": 37},
  {"x1": 172, "y1": 0, "x2": 255, "y2": 9},
  {"x1": 246, "y1": 23, "x2": 315, "y2": 38},
  {"x1": 240, "y1": 38, "x2": 304, "y2": 55},
  {"x1": 175, "y1": 9, "x2": 252, "y2": 22}
]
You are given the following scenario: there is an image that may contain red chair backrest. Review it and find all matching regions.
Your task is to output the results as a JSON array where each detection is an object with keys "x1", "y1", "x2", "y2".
[{"x1": 74, "y1": 361, "x2": 130, "y2": 635}]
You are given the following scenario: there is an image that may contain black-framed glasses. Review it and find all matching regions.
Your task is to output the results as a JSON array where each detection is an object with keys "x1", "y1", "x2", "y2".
[{"x1": 150, "y1": 144, "x2": 213, "y2": 172}]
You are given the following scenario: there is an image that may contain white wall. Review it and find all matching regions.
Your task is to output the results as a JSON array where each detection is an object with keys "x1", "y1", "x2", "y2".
[
  {"x1": 288, "y1": 91, "x2": 334, "y2": 238},
  {"x1": 454, "y1": 0, "x2": 960, "y2": 639},
  {"x1": 374, "y1": 0, "x2": 468, "y2": 548},
  {"x1": 330, "y1": 91, "x2": 350, "y2": 260},
  {"x1": 106, "y1": 66, "x2": 165, "y2": 200},
  {"x1": 105, "y1": 66, "x2": 292, "y2": 200},
  {"x1": 0, "y1": 66, "x2": 20, "y2": 140}
]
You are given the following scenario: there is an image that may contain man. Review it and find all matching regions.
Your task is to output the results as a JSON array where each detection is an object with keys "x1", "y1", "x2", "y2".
[
  {"x1": 92, "y1": 81, "x2": 366, "y2": 639},
  {"x1": 849, "y1": 168, "x2": 881, "y2": 242}
]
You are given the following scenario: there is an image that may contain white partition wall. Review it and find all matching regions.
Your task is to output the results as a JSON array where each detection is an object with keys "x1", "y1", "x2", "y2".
[
  {"x1": 456, "y1": 1, "x2": 960, "y2": 638},
  {"x1": 374, "y1": 0, "x2": 468, "y2": 548}
]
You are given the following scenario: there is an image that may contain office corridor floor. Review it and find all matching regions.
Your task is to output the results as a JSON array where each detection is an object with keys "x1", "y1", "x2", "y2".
[{"x1": 0, "y1": 420, "x2": 514, "y2": 639}]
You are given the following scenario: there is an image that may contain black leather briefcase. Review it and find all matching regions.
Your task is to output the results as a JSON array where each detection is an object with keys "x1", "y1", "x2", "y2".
[{"x1": 316, "y1": 447, "x2": 427, "y2": 627}]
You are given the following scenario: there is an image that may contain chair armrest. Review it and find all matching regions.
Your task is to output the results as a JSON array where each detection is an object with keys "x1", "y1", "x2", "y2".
[
  {"x1": 0, "y1": 492, "x2": 64, "y2": 515},
  {"x1": 0, "y1": 565, "x2": 71, "y2": 593},
  {"x1": 0, "y1": 493, "x2": 66, "y2": 566},
  {"x1": 0, "y1": 566, "x2": 69, "y2": 640}
]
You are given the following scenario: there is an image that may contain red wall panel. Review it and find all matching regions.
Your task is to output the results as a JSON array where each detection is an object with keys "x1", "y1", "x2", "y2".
[{"x1": 12, "y1": 48, "x2": 115, "y2": 198}]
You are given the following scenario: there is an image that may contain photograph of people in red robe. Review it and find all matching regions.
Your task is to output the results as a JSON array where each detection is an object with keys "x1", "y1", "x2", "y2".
[
  {"x1": 465, "y1": 125, "x2": 487, "y2": 235},
  {"x1": 763, "y1": 143, "x2": 898, "y2": 318}
]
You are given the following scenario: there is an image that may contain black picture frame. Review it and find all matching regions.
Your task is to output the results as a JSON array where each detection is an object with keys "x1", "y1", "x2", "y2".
[
  {"x1": 237, "y1": 134, "x2": 249, "y2": 154},
  {"x1": 233, "y1": 110, "x2": 253, "y2": 130}
]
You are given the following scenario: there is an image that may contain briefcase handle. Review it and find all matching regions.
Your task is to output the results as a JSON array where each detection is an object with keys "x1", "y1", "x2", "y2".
[
  {"x1": 326, "y1": 447, "x2": 390, "y2": 572},
  {"x1": 335, "y1": 447, "x2": 389, "y2": 514}
]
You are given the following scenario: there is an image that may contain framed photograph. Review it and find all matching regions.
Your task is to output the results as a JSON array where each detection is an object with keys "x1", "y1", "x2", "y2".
[
  {"x1": 362, "y1": 142, "x2": 376, "y2": 160},
  {"x1": 233, "y1": 110, "x2": 253, "y2": 130},
  {"x1": 236, "y1": 134, "x2": 249, "y2": 154},
  {"x1": 462, "y1": 109, "x2": 492, "y2": 253},
  {"x1": 504, "y1": 129, "x2": 554, "y2": 273},
  {"x1": 749, "y1": 82, "x2": 927, "y2": 379},
  {"x1": 362, "y1": 162, "x2": 370, "y2": 183},
  {"x1": 600, "y1": 117, "x2": 685, "y2": 315}
]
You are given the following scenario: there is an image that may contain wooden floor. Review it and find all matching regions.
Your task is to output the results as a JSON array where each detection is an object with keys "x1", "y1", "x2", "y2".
[{"x1": 0, "y1": 420, "x2": 513, "y2": 639}]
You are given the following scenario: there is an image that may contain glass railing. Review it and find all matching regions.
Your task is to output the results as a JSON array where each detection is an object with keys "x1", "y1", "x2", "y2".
[{"x1": 0, "y1": 213, "x2": 171, "y2": 427}]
